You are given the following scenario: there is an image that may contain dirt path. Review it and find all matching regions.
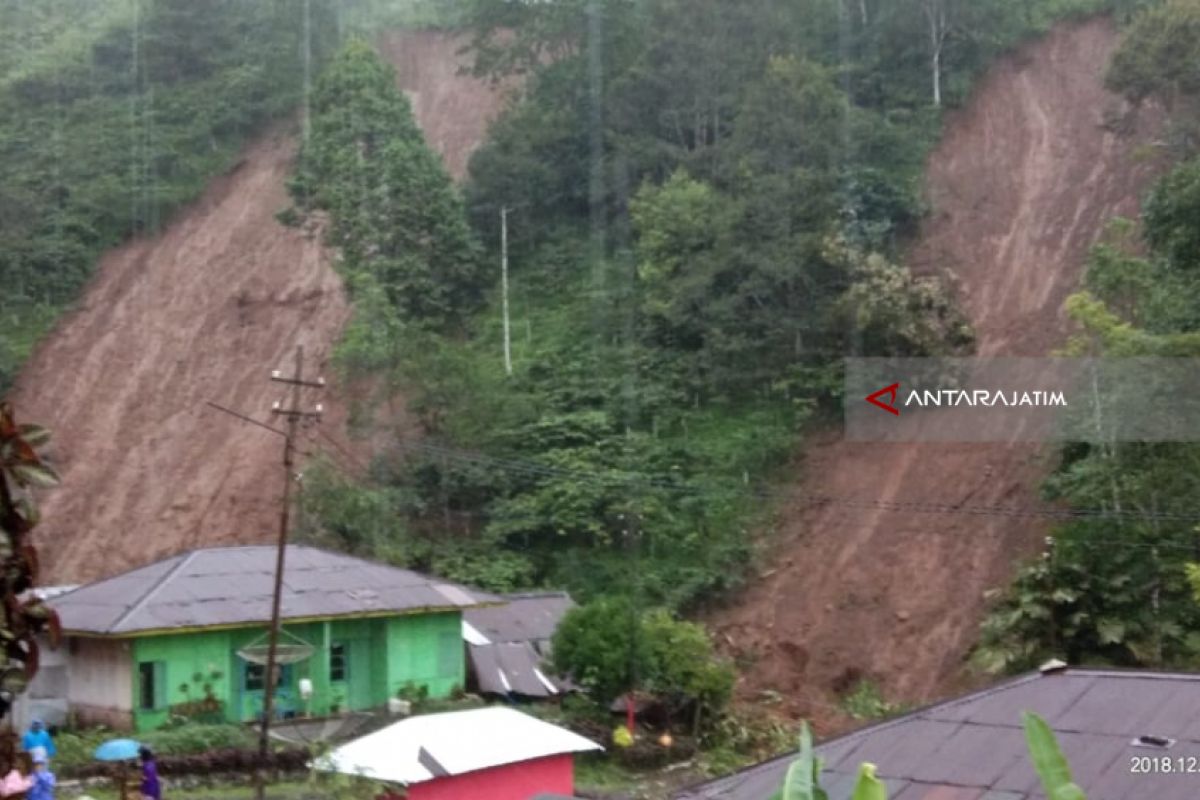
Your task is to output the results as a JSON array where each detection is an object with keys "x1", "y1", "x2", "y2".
[
  {"x1": 10, "y1": 32, "x2": 507, "y2": 583},
  {"x1": 710, "y1": 18, "x2": 1165, "y2": 725}
]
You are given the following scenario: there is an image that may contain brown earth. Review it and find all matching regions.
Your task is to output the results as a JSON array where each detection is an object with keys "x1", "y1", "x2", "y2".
[
  {"x1": 379, "y1": 29, "x2": 515, "y2": 181},
  {"x1": 710, "y1": 17, "x2": 1166, "y2": 729},
  {"x1": 10, "y1": 31, "x2": 508, "y2": 584}
]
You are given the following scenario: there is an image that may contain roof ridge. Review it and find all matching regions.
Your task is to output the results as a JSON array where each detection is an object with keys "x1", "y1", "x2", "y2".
[{"x1": 109, "y1": 550, "x2": 201, "y2": 633}]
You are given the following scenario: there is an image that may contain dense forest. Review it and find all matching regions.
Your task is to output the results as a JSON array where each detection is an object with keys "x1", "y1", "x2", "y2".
[{"x1": 290, "y1": 0, "x2": 1158, "y2": 615}]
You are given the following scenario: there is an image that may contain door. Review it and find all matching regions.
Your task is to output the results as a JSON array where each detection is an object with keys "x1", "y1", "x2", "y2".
[{"x1": 239, "y1": 661, "x2": 296, "y2": 721}]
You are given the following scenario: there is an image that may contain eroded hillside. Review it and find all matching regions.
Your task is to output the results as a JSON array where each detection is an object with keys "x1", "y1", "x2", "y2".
[
  {"x1": 710, "y1": 18, "x2": 1166, "y2": 723},
  {"x1": 11, "y1": 31, "x2": 506, "y2": 583}
]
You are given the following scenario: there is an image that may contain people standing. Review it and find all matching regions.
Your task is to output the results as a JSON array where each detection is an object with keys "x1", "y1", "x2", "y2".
[
  {"x1": 21, "y1": 719, "x2": 56, "y2": 763},
  {"x1": 27, "y1": 754, "x2": 55, "y2": 800},
  {"x1": 138, "y1": 746, "x2": 161, "y2": 800}
]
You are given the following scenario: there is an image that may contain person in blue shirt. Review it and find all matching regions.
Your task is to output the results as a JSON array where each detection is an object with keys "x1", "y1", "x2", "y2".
[
  {"x1": 27, "y1": 754, "x2": 55, "y2": 800},
  {"x1": 21, "y1": 720, "x2": 56, "y2": 761}
]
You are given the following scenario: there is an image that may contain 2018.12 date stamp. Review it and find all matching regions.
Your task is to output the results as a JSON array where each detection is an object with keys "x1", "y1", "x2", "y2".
[{"x1": 1130, "y1": 755, "x2": 1200, "y2": 774}]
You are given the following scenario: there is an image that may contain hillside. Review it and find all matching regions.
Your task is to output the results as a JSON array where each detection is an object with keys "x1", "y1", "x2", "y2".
[
  {"x1": 709, "y1": 17, "x2": 1166, "y2": 721},
  {"x1": 10, "y1": 31, "x2": 506, "y2": 583}
]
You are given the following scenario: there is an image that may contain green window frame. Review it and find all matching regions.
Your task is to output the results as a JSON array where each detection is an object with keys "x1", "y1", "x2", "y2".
[
  {"x1": 329, "y1": 642, "x2": 348, "y2": 683},
  {"x1": 137, "y1": 661, "x2": 166, "y2": 710}
]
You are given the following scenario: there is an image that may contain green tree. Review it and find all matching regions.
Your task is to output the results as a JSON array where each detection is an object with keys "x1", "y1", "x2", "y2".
[
  {"x1": 552, "y1": 596, "x2": 646, "y2": 705},
  {"x1": 1107, "y1": 0, "x2": 1200, "y2": 106},
  {"x1": 552, "y1": 598, "x2": 733, "y2": 725},
  {"x1": 292, "y1": 40, "x2": 483, "y2": 332},
  {"x1": 1144, "y1": 158, "x2": 1200, "y2": 271}
]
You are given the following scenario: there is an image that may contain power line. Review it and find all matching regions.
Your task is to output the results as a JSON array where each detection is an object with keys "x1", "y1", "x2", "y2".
[
  {"x1": 393, "y1": 439, "x2": 1200, "y2": 523},
  {"x1": 297, "y1": 431, "x2": 1200, "y2": 556}
]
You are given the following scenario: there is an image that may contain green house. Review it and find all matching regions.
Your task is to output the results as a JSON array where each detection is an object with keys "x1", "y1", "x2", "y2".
[{"x1": 48, "y1": 545, "x2": 488, "y2": 731}]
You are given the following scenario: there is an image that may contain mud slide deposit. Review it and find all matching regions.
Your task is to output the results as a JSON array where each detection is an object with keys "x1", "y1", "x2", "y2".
[
  {"x1": 710, "y1": 18, "x2": 1165, "y2": 724},
  {"x1": 11, "y1": 31, "x2": 507, "y2": 583}
]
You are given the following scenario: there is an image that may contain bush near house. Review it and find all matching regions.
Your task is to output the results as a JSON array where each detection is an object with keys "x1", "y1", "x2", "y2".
[{"x1": 551, "y1": 597, "x2": 734, "y2": 733}]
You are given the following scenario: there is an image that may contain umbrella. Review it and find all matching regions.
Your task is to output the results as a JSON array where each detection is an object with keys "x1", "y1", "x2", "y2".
[{"x1": 93, "y1": 739, "x2": 141, "y2": 762}]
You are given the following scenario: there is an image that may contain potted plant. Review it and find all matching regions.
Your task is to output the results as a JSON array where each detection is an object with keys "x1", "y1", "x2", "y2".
[{"x1": 330, "y1": 692, "x2": 344, "y2": 715}]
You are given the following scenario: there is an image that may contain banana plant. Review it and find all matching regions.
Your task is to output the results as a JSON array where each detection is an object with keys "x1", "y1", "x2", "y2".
[
  {"x1": 769, "y1": 722, "x2": 826, "y2": 800},
  {"x1": 1022, "y1": 711, "x2": 1087, "y2": 800},
  {"x1": 848, "y1": 763, "x2": 887, "y2": 800},
  {"x1": 771, "y1": 723, "x2": 887, "y2": 800}
]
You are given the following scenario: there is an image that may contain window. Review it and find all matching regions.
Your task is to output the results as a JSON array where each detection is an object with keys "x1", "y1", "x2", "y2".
[
  {"x1": 437, "y1": 630, "x2": 461, "y2": 678},
  {"x1": 329, "y1": 642, "x2": 347, "y2": 682},
  {"x1": 245, "y1": 663, "x2": 265, "y2": 692},
  {"x1": 138, "y1": 661, "x2": 165, "y2": 710},
  {"x1": 245, "y1": 663, "x2": 284, "y2": 692}
]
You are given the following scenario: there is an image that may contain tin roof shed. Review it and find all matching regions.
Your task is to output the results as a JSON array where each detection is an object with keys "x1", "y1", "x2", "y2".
[{"x1": 314, "y1": 706, "x2": 602, "y2": 786}]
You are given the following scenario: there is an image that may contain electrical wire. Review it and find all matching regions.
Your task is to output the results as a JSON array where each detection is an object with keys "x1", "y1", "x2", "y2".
[{"x1": 298, "y1": 428, "x2": 1200, "y2": 559}]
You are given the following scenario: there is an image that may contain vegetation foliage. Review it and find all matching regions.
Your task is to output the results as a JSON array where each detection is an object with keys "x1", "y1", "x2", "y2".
[
  {"x1": 0, "y1": 404, "x2": 61, "y2": 772},
  {"x1": 550, "y1": 597, "x2": 735, "y2": 730},
  {"x1": 977, "y1": 4, "x2": 1200, "y2": 673}
]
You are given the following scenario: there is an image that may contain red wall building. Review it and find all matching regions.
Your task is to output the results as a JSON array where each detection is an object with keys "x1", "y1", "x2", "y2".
[{"x1": 406, "y1": 753, "x2": 574, "y2": 800}]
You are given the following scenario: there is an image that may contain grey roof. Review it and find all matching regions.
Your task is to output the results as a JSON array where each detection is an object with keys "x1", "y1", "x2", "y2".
[
  {"x1": 678, "y1": 668, "x2": 1200, "y2": 800},
  {"x1": 463, "y1": 591, "x2": 575, "y2": 648},
  {"x1": 462, "y1": 592, "x2": 575, "y2": 699},
  {"x1": 468, "y1": 642, "x2": 568, "y2": 698},
  {"x1": 49, "y1": 545, "x2": 490, "y2": 635}
]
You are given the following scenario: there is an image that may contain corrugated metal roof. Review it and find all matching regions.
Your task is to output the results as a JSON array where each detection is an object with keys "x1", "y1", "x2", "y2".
[
  {"x1": 463, "y1": 591, "x2": 575, "y2": 648},
  {"x1": 49, "y1": 545, "x2": 491, "y2": 635},
  {"x1": 677, "y1": 668, "x2": 1200, "y2": 800},
  {"x1": 314, "y1": 706, "x2": 603, "y2": 786},
  {"x1": 462, "y1": 592, "x2": 575, "y2": 699},
  {"x1": 468, "y1": 642, "x2": 566, "y2": 698}
]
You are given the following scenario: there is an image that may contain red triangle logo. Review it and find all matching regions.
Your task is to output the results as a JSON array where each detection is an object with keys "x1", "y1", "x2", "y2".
[{"x1": 866, "y1": 382, "x2": 901, "y2": 416}]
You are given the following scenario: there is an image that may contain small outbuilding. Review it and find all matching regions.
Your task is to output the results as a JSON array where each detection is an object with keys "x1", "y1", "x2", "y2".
[
  {"x1": 316, "y1": 705, "x2": 602, "y2": 800},
  {"x1": 462, "y1": 592, "x2": 574, "y2": 699}
]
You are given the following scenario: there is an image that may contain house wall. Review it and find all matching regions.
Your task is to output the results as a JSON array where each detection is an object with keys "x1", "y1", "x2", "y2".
[
  {"x1": 66, "y1": 637, "x2": 133, "y2": 730},
  {"x1": 385, "y1": 612, "x2": 464, "y2": 699},
  {"x1": 127, "y1": 610, "x2": 464, "y2": 731},
  {"x1": 14, "y1": 634, "x2": 71, "y2": 731},
  {"x1": 406, "y1": 754, "x2": 575, "y2": 800}
]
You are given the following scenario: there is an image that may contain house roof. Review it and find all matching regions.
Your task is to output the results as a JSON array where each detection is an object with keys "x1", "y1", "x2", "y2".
[
  {"x1": 678, "y1": 667, "x2": 1200, "y2": 800},
  {"x1": 314, "y1": 706, "x2": 603, "y2": 786},
  {"x1": 462, "y1": 592, "x2": 575, "y2": 699},
  {"x1": 49, "y1": 545, "x2": 490, "y2": 636},
  {"x1": 463, "y1": 591, "x2": 575, "y2": 647},
  {"x1": 468, "y1": 642, "x2": 566, "y2": 698}
]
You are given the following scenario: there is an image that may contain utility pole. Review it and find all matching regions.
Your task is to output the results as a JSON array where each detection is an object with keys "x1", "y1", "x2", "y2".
[
  {"x1": 501, "y1": 205, "x2": 513, "y2": 376},
  {"x1": 257, "y1": 346, "x2": 323, "y2": 800}
]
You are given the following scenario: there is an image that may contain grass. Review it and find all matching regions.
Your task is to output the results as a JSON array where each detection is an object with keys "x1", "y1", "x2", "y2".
[
  {"x1": 66, "y1": 781, "x2": 323, "y2": 800},
  {"x1": 54, "y1": 722, "x2": 260, "y2": 776}
]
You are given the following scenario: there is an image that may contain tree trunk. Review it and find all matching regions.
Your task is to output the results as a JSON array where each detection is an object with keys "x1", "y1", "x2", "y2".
[
  {"x1": 932, "y1": 46, "x2": 941, "y2": 107},
  {"x1": 924, "y1": 0, "x2": 945, "y2": 107}
]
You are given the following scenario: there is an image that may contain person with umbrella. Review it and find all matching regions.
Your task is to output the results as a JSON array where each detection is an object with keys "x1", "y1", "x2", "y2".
[
  {"x1": 138, "y1": 746, "x2": 160, "y2": 800},
  {"x1": 93, "y1": 738, "x2": 142, "y2": 800},
  {"x1": 21, "y1": 720, "x2": 56, "y2": 763}
]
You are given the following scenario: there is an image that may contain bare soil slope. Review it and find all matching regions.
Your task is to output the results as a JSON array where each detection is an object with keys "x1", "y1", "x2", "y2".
[
  {"x1": 11, "y1": 31, "x2": 507, "y2": 583},
  {"x1": 379, "y1": 30, "x2": 512, "y2": 181},
  {"x1": 711, "y1": 18, "x2": 1164, "y2": 723}
]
